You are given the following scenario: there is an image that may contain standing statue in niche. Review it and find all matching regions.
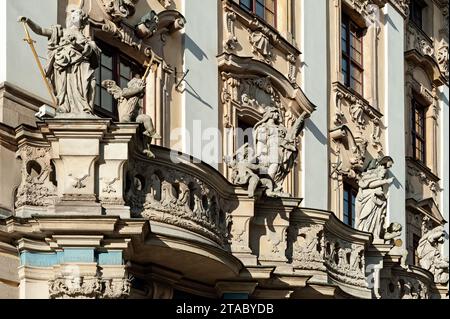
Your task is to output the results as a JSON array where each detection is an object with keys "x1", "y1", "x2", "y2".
[
  {"x1": 226, "y1": 105, "x2": 307, "y2": 198},
  {"x1": 102, "y1": 74, "x2": 161, "y2": 158},
  {"x1": 19, "y1": 8, "x2": 100, "y2": 115},
  {"x1": 253, "y1": 105, "x2": 306, "y2": 192},
  {"x1": 355, "y1": 156, "x2": 394, "y2": 239},
  {"x1": 417, "y1": 217, "x2": 449, "y2": 285}
]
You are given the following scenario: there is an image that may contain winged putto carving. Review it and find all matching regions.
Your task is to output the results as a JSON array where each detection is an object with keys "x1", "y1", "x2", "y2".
[{"x1": 102, "y1": 75, "x2": 161, "y2": 158}]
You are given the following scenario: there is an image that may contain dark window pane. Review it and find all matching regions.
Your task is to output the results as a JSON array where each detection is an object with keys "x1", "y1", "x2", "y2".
[
  {"x1": 342, "y1": 13, "x2": 364, "y2": 95},
  {"x1": 101, "y1": 88, "x2": 114, "y2": 112},
  {"x1": 410, "y1": 0, "x2": 426, "y2": 29},
  {"x1": 237, "y1": 120, "x2": 255, "y2": 150},
  {"x1": 256, "y1": 2, "x2": 265, "y2": 18},
  {"x1": 240, "y1": 0, "x2": 252, "y2": 11},
  {"x1": 101, "y1": 67, "x2": 113, "y2": 82},
  {"x1": 120, "y1": 62, "x2": 132, "y2": 79},
  {"x1": 101, "y1": 54, "x2": 113, "y2": 68}
]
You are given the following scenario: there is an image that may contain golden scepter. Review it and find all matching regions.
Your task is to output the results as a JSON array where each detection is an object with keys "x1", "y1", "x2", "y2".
[
  {"x1": 20, "y1": 20, "x2": 57, "y2": 108},
  {"x1": 142, "y1": 50, "x2": 155, "y2": 83}
]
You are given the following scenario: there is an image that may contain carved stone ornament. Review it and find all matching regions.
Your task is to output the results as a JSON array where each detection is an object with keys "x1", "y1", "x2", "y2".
[
  {"x1": 102, "y1": 76, "x2": 161, "y2": 158},
  {"x1": 287, "y1": 224, "x2": 326, "y2": 271},
  {"x1": 355, "y1": 156, "x2": 395, "y2": 240},
  {"x1": 220, "y1": 72, "x2": 285, "y2": 129},
  {"x1": 390, "y1": 0, "x2": 409, "y2": 17},
  {"x1": 249, "y1": 30, "x2": 272, "y2": 62},
  {"x1": 417, "y1": 217, "x2": 449, "y2": 285},
  {"x1": 380, "y1": 274, "x2": 430, "y2": 299},
  {"x1": 158, "y1": 0, "x2": 172, "y2": 9},
  {"x1": 225, "y1": 106, "x2": 307, "y2": 198},
  {"x1": 135, "y1": 10, "x2": 160, "y2": 39},
  {"x1": 49, "y1": 277, "x2": 102, "y2": 299},
  {"x1": 103, "y1": 278, "x2": 131, "y2": 299},
  {"x1": 406, "y1": 163, "x2": 442, "y2": 200},
  {"x1": 15, "y1": 146, "x2": 57, "y2": 208},
  {"x1": 333, "y1": 84, "x2": 382, "y2": 134},
  {"x1": 19, "y1": 9, "x2": 100, "y2": 115},
  {"x1": 324, "y1": 236, "x2": 367, "y2": 287},
  {"x1": 287, "y1": 54, "x2": 297, "y2": 84},
  {"x1": 224, "y1": 11, "x2": 238, "y2": 51},
  {"x1": 436, "y1": 41, "x2": 449, "y2": 78},
  {"x1": 99, "y1": 19, "x2": 143, "y2": 50},
  {"x1": 125, "y1": 160, "x2": 232, "y2": 246},
  {"x1": 99, "y1": 0, "x2": 139, "y2": 22},
  {"x1": 49, "y1": 277, "x2": 131, "y2": 299},
  {"x1": 406, "y1": 24, "x2": 435, "y2": 57}
]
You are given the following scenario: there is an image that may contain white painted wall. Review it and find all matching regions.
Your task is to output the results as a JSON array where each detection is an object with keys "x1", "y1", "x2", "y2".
[
  {"x1": 384, "y1": 4, "x2": 406, "y2": 245},
  {"x1": 300, "y1": 0, "x2": 329, "y2": 210},
  {"x1": 181, "y1": 0, "x2": 219, "y2": 167},
  {"x1": 5, "y1": 0, "x2": 58, "y2": 99},
  {"x1": 0, "y1": 0, "x2": 6, "y2": 83},
  {"x1": 439, "y1": 84, "x2": 449, "y2": 259}
]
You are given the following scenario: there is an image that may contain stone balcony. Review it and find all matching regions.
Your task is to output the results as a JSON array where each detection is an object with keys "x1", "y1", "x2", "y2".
[{"x1": 3, "y1": 116, "x2": 446, "y2": 298}]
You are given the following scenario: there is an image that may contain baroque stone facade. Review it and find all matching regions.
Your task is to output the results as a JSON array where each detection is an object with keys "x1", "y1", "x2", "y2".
[{"x1": 0, "y1": 0, "x2": 448, "y2": 300}]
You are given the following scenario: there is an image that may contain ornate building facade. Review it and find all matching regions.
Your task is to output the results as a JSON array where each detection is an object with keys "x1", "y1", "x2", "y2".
[{"x1": 0, "y1": 0, "x2": 448, "y2": 299}]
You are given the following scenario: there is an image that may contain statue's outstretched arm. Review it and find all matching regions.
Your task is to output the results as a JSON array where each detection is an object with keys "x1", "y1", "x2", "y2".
[
  {"x1": 122, "y1": 85, "x2": 145, "y2": 99},
  {"x1": 18, "y1": 17, "x2": 52, "y2": 38}
]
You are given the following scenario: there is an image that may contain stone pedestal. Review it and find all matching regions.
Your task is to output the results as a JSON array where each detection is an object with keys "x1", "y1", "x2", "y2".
[
  {"x1": 254, "y1": 197, "x2": 302, "y2": 265},
  {"x1": 31, "y1": 119, "x2": 140, "y2": 218},
  {"x1": 228, "y1": 193, "x2": 257, "y2": 266}
]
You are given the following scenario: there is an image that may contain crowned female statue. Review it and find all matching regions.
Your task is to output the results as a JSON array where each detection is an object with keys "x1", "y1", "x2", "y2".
[{"x1": 19, "y1": 7, "x2": 100, "y2": 115}]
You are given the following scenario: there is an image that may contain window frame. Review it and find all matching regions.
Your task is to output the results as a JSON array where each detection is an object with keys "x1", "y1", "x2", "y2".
[
  {"x1": 412, "y1": 233, "x2": 421, "y2": 266},
  {"x1": 341, "y1": 13, "x2": 365, "y2": 96},
  {"x1": 410, "y1": 0, "x2": 427, "y2": 30},
  {"x1": 411, "y1": 97, "x2": 427, "y2": 164},
  {"x1": 239, "y1": 0, "x2": 277, "y2": 28},
  {"x1": 343, "y1": 182, "x2": 358, "y2": 228},
  {"x1": 94, "y1": 40, "x2": 145, "y2": 121}
]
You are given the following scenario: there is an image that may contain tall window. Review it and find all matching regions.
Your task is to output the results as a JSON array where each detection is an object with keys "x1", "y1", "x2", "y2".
[
  {"x1": 237, "y1": 119, "x2": 254, "y2": 150},
  {"x1": 341, "y1": 13, "x2": 364, "y2": 96},
  {"x1": 239, "y1": 0, "x2": 276, "y2": 28},
  {"x1": 411, "y1": 98, "x2": 426, "y2": 163},
  {"x1": 410, "y1": 0, "x2": 427, "y2": 29},
  {"x1": 412, "y1": 234, "x2": 421, "y2": 266},
  {"x1": 343, "y1": 182, "x2": 357, "y2": 227},
  {"x1": 95, "y1": 41, "x2": 144, "y2": 120}
]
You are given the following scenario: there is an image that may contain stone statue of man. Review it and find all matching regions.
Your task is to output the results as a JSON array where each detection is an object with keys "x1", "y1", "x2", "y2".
[
  {"x1": 19, "y1": 8, "x2": 100, "y2": 115},
  {"x1": 417, "y1": 218, "x2": 449, "y2": 285}
]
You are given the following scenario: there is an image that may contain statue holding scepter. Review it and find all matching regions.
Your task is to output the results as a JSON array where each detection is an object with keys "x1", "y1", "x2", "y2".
[{"x1": 19, "y1": 7, "x2": 100, "y2": 115}]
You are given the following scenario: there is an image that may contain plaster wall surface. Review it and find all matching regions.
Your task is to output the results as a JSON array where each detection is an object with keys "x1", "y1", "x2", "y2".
[
  {"x1": 181, "y1": 0, "x2": 220, "y2": 168},
  {"x1": 5, "y1": 0, "x2": 58, "y2": 101},
  {"x1": 300, "y1": 0, "x2": 329, "y2": 210},
  {"x1": 384, "y1": 3, "x2": 406, "y2": 245},
  {"x1": 440, "y1": 84, "x2": 449, "y2": 258}
]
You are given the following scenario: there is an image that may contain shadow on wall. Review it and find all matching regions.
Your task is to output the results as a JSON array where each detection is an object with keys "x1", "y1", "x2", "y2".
[
  {"x1": 384, "y1": 13, "x2": 400, "y2": 32},
  {"x1": 184, "y1": 34, "x2": 208, "y2": 62},
  {"x1": 390, "y1": 170, "x2": 403, "y2": 191},
  {"x1": 184, "y1": 81, "x2": 214, "y2": 110},
  {"x1": 305, "y1": 119, "x2": 327, "y2": 146}
]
